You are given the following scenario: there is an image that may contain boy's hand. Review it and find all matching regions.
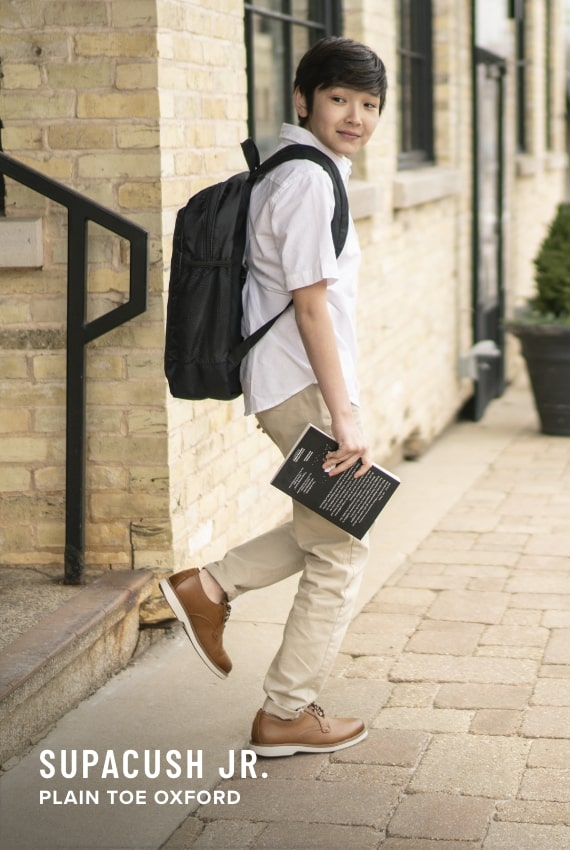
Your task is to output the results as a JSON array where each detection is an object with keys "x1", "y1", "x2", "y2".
[{"x1": 323, "y1": 420, "x2": 372, "y2": 479}]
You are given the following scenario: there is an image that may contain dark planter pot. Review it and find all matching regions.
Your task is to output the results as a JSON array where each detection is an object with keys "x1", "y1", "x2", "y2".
[{"x1": 509, "y1": 323, "x2": 570, "y2": 436}]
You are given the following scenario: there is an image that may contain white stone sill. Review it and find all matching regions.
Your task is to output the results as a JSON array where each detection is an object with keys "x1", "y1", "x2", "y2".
[
  {"x1": 0, "y1": 217, "x2": 43, "y2": 268},
  {"x1": 392, "y1": 166, "x2": 461, "y2": 210}
]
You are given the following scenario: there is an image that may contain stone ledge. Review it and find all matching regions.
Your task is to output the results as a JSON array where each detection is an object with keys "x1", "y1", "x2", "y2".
[
  {"x1": 0, "y1": 569, "x2": 153, "y2": 765},
  {"x1": 349, "y1": 179, "x2": 383, "y2": 219},
  {"x1": 393, "y1": 167, "x2": 461, "y2": 210},
  {"x1": 0, "y1": 218, "x2": 43, "y2": 268}
]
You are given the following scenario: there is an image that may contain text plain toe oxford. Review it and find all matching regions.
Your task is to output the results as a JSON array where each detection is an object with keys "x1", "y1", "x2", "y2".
[
  {"x1": 159, "y1": 568, "x2": 232, "y2": 678},
  {"x1": 250, "y1": 702, "x2": 367, "y2": 757}
]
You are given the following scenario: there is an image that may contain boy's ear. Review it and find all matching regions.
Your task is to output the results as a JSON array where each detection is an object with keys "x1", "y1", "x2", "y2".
[{"x1": 293, "y1": 87, "x2": 309, "y2": 120}]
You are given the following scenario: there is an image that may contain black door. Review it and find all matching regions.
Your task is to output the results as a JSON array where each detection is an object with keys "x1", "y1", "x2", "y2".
[{"x1": 465, "y1": 46, "x2": 507, "y2": 421}]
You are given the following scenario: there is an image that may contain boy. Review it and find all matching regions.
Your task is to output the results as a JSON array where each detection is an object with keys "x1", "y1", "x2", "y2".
[{"x1": 161, "y1": 37, "x2": 387, "y2": 757}]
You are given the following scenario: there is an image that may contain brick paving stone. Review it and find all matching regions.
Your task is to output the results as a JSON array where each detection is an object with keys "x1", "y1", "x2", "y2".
[
  {"x1": 364, "y1": 587, "x2": 436, "y2": 614},
  {"x1": 438, "y1": 511, "x2": 499, "y2": 532},
  {"x1": 519, "y1": 767, "x2": 570, "y2": 802},
  {"x1": 404, "y1": 624, "x2": 482, "y2": 656},
  {"x1": 435, "y1": 683, "x2": 531, "y2": 710},
  {"x1": 511, "y1": 593, "x2": 570, "y2": 611},
  {"x1": 473, "y1": 532, "x2": 529, "y2": 551},
  {"x1": 409, "y1": 734, "x2": 529, "y2": 797},
  {"x1": 517, "y1": 554, "x2": 569, "y2": 571},
  {"x1": 470, "y1": 709, "x2": 523, "y2": 736},
  {"x1": 342, "y1": 655, "x2": 394, "y2": 680},
  {"x1": 321, "y1": 762, "x2": 411, "y2": 786},
  {"x1": 341, "y1": 630, "x2": 411, "y2": 656},
  {"x1": 177, "y1": 820, "x2": 263, "y2": 850},
  {"x1": 382, "y1": 841, "x2": 475, "y2": 850},
  {"x1": 532, "y1": 677, "x2": 570, "y2": 705},
  {"x1": 501, "y1": 609, "x2": 542, "y2": 626},
  {"x1": 386, "y1": 792, "x2": 495, "y2": 841},
  {"x1": 467, "y1": 578, "x2": 507, "y2": 592},
  {"x1": 202, "y1": 778, "x2": 400, "y2": 827},
  {"x1": 528, "y1": 738, "x2": 570, "y2": 768},
  {"x1": 522, "y1": 706, "x2": 570, "y2": 738},
  {"x1": 496, "y1": 799, "x2": 570, "y2": 824},
  {"x1": 427, "y1": 591, "x2": 509, "y2": 624},
  {"x1": 373, "y1": 707, "x2": 472, "y2": 733},
  {"x1": 388, "y1": 683, "x2": 440, "y2": 707},
  {"x1": 475, "y1": 645, "x2": 544, "y2": 661},
  {"x1": 525, "y1": 533, "x2": 570, "y2": 557},
  {"x1": 508, "y1": 574, "x2": 570, "y2": 594},
  {"x1": 480, "y1": 625, "x2": 548, "y2": 647},
  {"x1": 539, "y1": 664, "x2": 570, "y2": 679},
  {"x1": 444, "y1": 564, "x2": 510, "y2": 579},
  {"x1": 254, "y1": 822, "x2": 381, "y2": 850},
  {"x1": 160, "y1": 816, "x2": 203, "y2": 850},
  {"x1": 543, "y1": 611, "x2": 570, "y2": 627},
  {"x1": 390, "y1": 654, "x2": 537, "y2": 684},
  {"x1": 543, "y1": 629, "x2": 570, "y2": 664},
  {"x1": 483, "y1": 821, "x2": 570, "y2": 850},
  {"x1": 409, "y1": 550, "x2": 519, "y2": 566},
  {"x1": 419, "y1": 531, "x2": 479, "y2": 550},
  {"x1": 319, "y1": 677, "x2": 392, "y2": 722},
  {"x1": 397, "y1": 574, "x2": 470, "y2": 591},
  {"x1": 247, "y1": 753, "x2": 328, "y2": 781},
  {"x1": 331, "y1": 728, "x2": 430, "y2": 767}
]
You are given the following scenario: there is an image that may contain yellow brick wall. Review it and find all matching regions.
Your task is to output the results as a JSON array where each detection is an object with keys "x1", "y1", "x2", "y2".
[{"x1": 0, "y1": 0, "x2": 566, "y2": 576}]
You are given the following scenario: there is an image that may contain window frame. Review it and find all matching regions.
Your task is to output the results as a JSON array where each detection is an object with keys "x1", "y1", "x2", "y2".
[
  {"x1": 244, "y1": 2, "x2": 342, "y2": 145},
  {"x1": 397, "y1": 0, "x2": 434, "y2": 169},
  {"x1": 510, "y1": 0, "x2": 528, "y2": 153}
]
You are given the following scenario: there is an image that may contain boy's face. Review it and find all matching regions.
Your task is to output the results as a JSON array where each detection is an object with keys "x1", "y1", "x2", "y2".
[{"x1": 294, "y1": 85, "x2": 381, "y2": 157}]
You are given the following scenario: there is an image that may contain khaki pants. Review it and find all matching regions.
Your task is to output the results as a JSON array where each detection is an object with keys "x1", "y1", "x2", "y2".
[{"x1": 206, "y1": 384, "x2": 369, "y2": 719}]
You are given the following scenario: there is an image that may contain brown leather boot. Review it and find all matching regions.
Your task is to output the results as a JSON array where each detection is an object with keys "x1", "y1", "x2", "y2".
[
  {"x1": 250, "y1": 702, "x2": 367, "y2": 757},
  {"x1": 159, "y1": 568, "x2": 232, "y2": 678}
]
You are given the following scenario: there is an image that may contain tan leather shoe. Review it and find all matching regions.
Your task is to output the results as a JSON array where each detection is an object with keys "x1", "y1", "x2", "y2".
[
  {"x1": 250, "y1": 702, "x2": 367, "y2": 757},
  {"x1": 159, "y1": 568, "x2": 232, "y2": 678}
]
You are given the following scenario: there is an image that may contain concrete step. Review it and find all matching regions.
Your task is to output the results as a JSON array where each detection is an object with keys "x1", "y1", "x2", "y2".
[{"x1": 0, "y1": 570, "x2": 153, "y2": 765}]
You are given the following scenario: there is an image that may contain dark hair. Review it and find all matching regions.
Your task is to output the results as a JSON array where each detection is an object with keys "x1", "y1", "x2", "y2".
[{"x1": 293, "y1": 37, "x2": 388, "y2": 126}]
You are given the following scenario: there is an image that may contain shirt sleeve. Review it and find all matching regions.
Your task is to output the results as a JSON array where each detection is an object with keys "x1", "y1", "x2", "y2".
[{"x1": 268, "y1": 165, "x2": 339, "y2": 291}]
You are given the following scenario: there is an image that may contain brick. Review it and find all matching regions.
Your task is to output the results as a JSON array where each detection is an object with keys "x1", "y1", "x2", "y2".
[
  {"x1": 77, "y1": 152, "x2": 160, "y2": 179},
  {"x1": 46, "y1": 64, "x2": 113, "y2": 89},
  {"x1": 391, "y1": 654, "x2": 537, "y2": 685},
  {"x1": 74, "y1": 33, "x2": 157, "y2": 58},
  {"x1": 44, "y1": 1, "x2": 107, "y2": 26},
  {"x1": 2, "y1": 92, "x2": 75, "y2": 120},
  {"x1": 544, "y1": 630, "x2": 570, "y2": 664},
  {"x1": 199, "y1": 779, "x2": 400, "y2": 828},
  {"x1": 110, "y1": 0, "x2": 157, "y2": 28},
  {"x1": 48, "y1": 124, "x2": 114, "y2": 150},
  {"x1": 405, "y1": 622, "x2": 482, "y2": 655},
  {"x1": 411, "y1": 734, "x2": 529, "y2": 796},
  {"x1": 532, "y1": 678, "x2": 570, "y2": 706},
  {"x1": 118, "y1": 181, "x2": 161, "y2": 209},
  {"x1": 115, "y1": 63, "x2": 158, "y2": 89},
  {"x1": 529, "y1": 739, "x2": 570, "y2": 768},
  {"x1": 484, "y1": 822, "x2": 570, "y2": 850},
  {"x1": 522, "y1": 707, "x2": 570, "y2": 738},
  {"x1": 427, "y1": 590, "x2": 509, "y2": 624},
  {"x1": 332, "y1": 728, "x2": 429, "y2": 768},
  {"x1": 519, "y1": 768, "x2": 570, "y2": 802},
  {"x1": 435, "y1": 683, "x2": 531, "y2": 710},
  {"x1": 480, "y1": 624, "x2": 548, "y2": 647},
  {"x1": 0, "y1": 468, "x2": 32, "y2": 491},
  {"x1": 387, "y1": 792, "x2": 495, "y2": 841},
  {"x1": 373, "y1": 707, "x2": 471, "y2": 733},
  {"x1": 496, "y1": 799, "x2": 570, "y2": 825},
  {"x1": 470, "y1": 709, "x2": 523, "y2": 736},
  {"x1": 77, "y1": 92, "x2": 159, "y2": 119},
  {"x1": 3, "y1": 63, "x2": 41, "y2": 89},
  {"x1": 117, "y1": 124, "x2": 160, "y2": 149}
]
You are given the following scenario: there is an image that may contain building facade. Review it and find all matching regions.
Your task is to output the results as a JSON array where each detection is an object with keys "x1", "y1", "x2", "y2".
[{"x1": 0, "y1": 0, "x2": 566, "y2": 574}]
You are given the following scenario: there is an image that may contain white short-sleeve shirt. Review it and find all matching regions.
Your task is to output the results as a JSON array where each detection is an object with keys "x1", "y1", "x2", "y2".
[{"x1": 240, "y1": 124, "x2": 361, "y2": 415}]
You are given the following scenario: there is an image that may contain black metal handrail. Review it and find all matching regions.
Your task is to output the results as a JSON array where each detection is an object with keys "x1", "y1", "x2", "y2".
[{"x1": 0, "y1": 152, "x2": 148, "y2": 584}]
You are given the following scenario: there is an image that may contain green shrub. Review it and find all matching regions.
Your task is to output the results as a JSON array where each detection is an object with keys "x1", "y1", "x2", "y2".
[{"x1": 532, "y1": 202, "x2": 570, "y2": 319}]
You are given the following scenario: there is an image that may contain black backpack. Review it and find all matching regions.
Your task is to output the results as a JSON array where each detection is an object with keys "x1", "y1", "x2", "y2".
[{"x1": 164, "y1": 138, "x2": 349, "y2": 401}]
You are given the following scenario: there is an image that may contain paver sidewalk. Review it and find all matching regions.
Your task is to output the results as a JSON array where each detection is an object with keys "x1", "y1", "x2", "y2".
[{"x1": 164, "y1": 380, "x2": 570, "y2": 850}]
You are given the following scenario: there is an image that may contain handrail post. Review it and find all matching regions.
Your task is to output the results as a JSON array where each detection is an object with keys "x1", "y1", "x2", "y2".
[{"x1": 64, "y1": 213, "x2": 88, "y2": 584}]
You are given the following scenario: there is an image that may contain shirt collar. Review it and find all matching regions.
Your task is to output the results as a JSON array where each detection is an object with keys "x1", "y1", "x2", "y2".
[{"x1": 277, "y1": 123, "x2": 352, "y2": 183}]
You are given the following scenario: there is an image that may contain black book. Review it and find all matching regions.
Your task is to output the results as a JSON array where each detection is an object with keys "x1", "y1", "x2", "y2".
[{"x1": 271, "y1": 424, "x2": 400, "y2": 539}]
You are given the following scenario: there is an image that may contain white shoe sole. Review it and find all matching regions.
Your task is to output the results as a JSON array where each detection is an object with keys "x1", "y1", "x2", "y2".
[
  {"x1": 159, "y1": 578, "x2": 228, "y2": 680},
  {"x1": 250, "y1": 727, "x2": 368, "y2": 758}
]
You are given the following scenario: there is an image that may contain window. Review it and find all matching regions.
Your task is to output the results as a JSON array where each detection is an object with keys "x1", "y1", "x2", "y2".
[
  {"x1": 511, "y1": 0, "x2": 527, "y2": 152},
  {"x1": 397, "y1": 0, "x2": 434, "y2": 168},
  {"x1": 244, "y1": 1, "x2": 342, "y2": 158}
]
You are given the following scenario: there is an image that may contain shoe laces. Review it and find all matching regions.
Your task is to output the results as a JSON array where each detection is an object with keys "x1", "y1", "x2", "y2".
[
  {"x1": 223, "y1": 603, "x2": 231, "y2": 624},
  {"x1": 308, "y1": 702, "x2": 325, "y2": 717}
]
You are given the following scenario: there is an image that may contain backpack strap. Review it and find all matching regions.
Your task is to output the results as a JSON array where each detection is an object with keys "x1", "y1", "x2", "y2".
[
  {"x1": 247, "y1": 142, "x2": 349, "y2": 258},
  {"x1": 230, "y1": 140, "x2": 350, "y2": 368}
]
